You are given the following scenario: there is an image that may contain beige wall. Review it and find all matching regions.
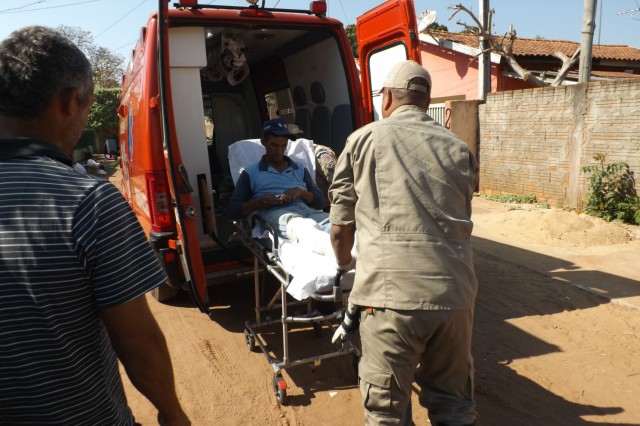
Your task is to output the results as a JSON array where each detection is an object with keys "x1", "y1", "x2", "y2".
[{"x1": 479, "y1": 79, "x2": 640, "y2": 208}]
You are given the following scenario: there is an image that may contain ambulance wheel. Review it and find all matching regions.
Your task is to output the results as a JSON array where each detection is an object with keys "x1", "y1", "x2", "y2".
[
  {"x1": 273, "y1": 374, "x2": 288, "y2": 405},
  {"x1": 244, "y1": 328, "x2": 257, "y2": 352}
]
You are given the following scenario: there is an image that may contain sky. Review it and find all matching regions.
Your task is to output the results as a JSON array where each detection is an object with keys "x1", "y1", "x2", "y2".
[{"x1": 0, "y1": 0, "x2": 639, "y2": 57}]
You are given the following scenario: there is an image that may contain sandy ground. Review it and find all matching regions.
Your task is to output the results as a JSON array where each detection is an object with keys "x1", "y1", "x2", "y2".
[{"x1": 105, "y1": 163, "x2": 640, "y2": 425}]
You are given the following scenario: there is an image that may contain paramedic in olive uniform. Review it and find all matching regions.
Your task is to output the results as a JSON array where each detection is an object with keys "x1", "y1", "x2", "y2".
[{"x1": 329, "y1": 60, "x2": 479, "y2": 426}]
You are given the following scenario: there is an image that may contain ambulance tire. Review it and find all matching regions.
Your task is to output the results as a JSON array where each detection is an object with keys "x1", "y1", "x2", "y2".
[{"x1": 151, "y1": 283, "x2": 179, "y2": 303}]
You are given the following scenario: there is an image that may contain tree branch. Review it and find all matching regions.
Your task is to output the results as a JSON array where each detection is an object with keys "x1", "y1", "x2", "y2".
[
  {"x1": 551, "y1": 47, "x2": 581, "y2": 86},
  {"x1": 449, "y1": 4, "x2": 485, "y2": 32},
  {"x1": 448, "y1": 3, "x2": 555, "y2": 87}
]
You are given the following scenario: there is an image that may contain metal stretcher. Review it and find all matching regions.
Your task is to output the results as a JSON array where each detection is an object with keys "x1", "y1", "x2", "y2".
[{"x1": 233, "y1": 215, "x2": 360, "y2": 405}]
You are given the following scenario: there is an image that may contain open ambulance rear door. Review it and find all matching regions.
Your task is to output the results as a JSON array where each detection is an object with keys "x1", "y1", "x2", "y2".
[
  {"x1": 156, "y1": 0, "x2": 209, "y2": 311},
  {"x1": 356, "y1": 0, "x2": 421, "y2": 121}
]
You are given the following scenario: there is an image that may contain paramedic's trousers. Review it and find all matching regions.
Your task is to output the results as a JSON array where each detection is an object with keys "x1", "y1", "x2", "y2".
[{"x1": 358, "y1": 308, "x2": 476, "y2": 426}]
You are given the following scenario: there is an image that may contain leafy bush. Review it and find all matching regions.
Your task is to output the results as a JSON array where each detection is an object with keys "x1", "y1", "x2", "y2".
[{"x1": 581, "y1": 154, "x2": 640, "y2": 225}]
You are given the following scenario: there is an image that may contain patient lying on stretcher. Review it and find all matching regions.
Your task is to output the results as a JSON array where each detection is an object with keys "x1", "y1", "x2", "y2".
[{"x1": 228, "y1": 118, "x2": 338, "y2": 258}]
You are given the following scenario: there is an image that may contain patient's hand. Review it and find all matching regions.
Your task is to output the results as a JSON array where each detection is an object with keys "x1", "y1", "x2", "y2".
[
  {"x1": 282, "y1": 188, "x2": 310, "y2": 204},
  {"x1": 256, "y1": 194, "x2": 283, "y2": 209}
]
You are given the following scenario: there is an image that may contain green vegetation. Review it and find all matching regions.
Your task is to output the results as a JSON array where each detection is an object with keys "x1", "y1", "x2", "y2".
[
  {"x1": 345, "y1": 24, "x2": 357, "y2": 58},
  {"x1": 582, "y1": 154, "x2": 640, "y2": 225},
  {"x1": 87, "y1": 87, "x2": 121, "y2": 144},
  {"x1": 428, "y1": 22, "x2": 449, "y2": 32},
  {"x1": 485, "y1": 193, "x2": 538, "y2": 205}
]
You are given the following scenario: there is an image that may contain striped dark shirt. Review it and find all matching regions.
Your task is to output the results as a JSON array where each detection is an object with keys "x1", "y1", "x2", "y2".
[{"x1": 0, "y1": 139, "x2": 167, "y2": 424}]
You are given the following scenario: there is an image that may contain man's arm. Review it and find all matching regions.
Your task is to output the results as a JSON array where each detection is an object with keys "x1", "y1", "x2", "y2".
[
  {"x1": 228, "y1": 172, "x2": 281, "y2": 217},
  {"x1": 330, "y1": 223, "x2": 356, "y2": 268},
  {"x1": 101, "y1": 296, "x2": 190, "y2": 426}
]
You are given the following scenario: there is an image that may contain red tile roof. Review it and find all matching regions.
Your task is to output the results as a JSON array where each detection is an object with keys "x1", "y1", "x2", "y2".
[
  {"x1": 588, "y1": 70, "x2": 640, "y2": 79},
  {"x1": 428, "y1": 30, "x2": 640, "y2": 61}
]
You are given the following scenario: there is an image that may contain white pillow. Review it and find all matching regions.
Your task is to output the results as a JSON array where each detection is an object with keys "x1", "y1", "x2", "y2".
[{"x1": 228, "y1": 138, "x2": 317, "y2": 185}]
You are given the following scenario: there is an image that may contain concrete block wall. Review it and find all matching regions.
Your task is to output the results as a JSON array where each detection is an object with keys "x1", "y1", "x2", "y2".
[{"x1": 479, "y1": 79, "x2": 640, "y2": 208}]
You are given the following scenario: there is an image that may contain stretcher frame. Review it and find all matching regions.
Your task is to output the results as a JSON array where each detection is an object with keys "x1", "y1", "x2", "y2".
[{"x1": 234, "y1": 216, "x2": 360, "y2": 405}]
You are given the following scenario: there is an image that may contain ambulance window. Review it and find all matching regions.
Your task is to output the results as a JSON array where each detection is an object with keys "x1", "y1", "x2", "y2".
[
  {"x1": 202, "y1": 95, "x2": 214, "y2": 146},
  {"x1": 264, "y1": 88, "x2": 295, "y2": 127},
  {"x1": 368, "y1": 43, "x2": 409, "y2": 120}
]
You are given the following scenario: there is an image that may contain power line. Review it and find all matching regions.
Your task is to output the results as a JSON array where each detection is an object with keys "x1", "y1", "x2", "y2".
[
  {"x1": 113, "y1": 38, "x2": 138, "y2": 53},
  {"x1": 94, "y1": 0, "x2": 147, "y2": 39},
  {"x1": 0, "y1": 0, "x2": 101, "y2": 14},
  {"x1": 0, "y1": 1, "x2": 45, "y2": 13},
  {"x1": 338, "y1": 0, "x2": 350, "y2": 24}
]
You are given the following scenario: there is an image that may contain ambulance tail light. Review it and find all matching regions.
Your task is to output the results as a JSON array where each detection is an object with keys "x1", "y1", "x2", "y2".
[
  {"x1": 146, "y1": 171, "x2": 174, "y2": 233},
  {"x1": 310, "y1": 1, "x2": 327, "y2": 16}
]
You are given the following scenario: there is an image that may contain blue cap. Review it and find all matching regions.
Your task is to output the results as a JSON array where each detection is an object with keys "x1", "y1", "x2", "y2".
[{"x1": 263, "y1": 118, "x2": 297, "y2": 141}]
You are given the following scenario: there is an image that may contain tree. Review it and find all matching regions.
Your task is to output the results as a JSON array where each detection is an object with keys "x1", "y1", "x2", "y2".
[
  {"x1": 428, "y1": 22, "x2": 449, "y2": 32},
  {"x1": 91, "y1": 46, "x2": 124, "y2": 88},
  {"x1": 55, "y1": 26, "x2": 124, "y2": 150},
  {"x1": 87, "y1": 87, "x2": 121, "y2": 144},
  {"x1": 448, "y1": 4, "x2": 580, "y2": 87},
  {"x1": 345, "y1": 24, "x2": 358, "y2": 58},
  {"x1": 55, "y1": 25, "x2": 124, "y2": 88},
  {"x1": 56, "y1": 25, "x2": 95, "y2": 56}
]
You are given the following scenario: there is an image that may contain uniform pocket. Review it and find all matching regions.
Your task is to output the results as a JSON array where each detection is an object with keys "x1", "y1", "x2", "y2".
[{"x1": 358, "y1": 360, "x2": 392, "y2": 415}]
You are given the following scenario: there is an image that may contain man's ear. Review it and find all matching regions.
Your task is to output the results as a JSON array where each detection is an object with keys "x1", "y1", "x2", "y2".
[
  {"x1": 57, "y1": 88, "x2": 81, "y2": 116},
  {"x1": 382, "y1": 89, "x2": 393, "y2": 115}
]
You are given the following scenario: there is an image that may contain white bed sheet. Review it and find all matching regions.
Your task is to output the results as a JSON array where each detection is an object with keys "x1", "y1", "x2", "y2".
[{"x1": 276, "y1": 236, "x2": 354, "y2": 301}]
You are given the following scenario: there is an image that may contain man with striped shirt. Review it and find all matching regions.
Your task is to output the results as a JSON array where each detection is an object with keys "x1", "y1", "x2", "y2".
[{"x1": 0, "y1": 27, "x2": 190, "y2": 425}]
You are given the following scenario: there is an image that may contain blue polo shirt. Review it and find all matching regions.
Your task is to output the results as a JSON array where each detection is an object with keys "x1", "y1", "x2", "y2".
[{"x1": 228, "y1": 155, "x2": 325, "y2": 218}]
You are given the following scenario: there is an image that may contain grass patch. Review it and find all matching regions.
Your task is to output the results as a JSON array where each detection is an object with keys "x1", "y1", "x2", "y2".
[
  {"x1": 485, "y1": 193, "x2": 538, "y2": 205},
  {"x1": 483, "y1": 193, "x2": 551, "y2": 209}
]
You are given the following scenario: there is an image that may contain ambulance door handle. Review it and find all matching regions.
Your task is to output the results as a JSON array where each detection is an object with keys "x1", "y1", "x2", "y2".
[{"x1": 178, "y1": 164, "x2": 194, "y2": 194}]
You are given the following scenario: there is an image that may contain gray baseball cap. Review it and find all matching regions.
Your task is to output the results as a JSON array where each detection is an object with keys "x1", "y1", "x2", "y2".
[{"x1": 380, "y1": 60, "x2": 432, "y2": 94}]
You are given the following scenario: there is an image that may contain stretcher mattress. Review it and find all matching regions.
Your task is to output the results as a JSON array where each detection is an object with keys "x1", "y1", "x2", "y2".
[{"x1": 276, "y1": 236, "x2": 354, "y2": 300}]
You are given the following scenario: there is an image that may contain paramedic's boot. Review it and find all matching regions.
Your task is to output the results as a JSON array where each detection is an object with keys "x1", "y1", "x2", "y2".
[
  {"x1": 286, "y1": 217, "x2": 333, "y2": 257},
  {"x1": 332, "y1": 302, "x2": 360, "y2": 344}
]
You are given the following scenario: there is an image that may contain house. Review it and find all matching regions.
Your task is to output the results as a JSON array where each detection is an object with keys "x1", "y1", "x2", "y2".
[{"x1": 420, "y1": 30, "x2": 640, "y2": 101}]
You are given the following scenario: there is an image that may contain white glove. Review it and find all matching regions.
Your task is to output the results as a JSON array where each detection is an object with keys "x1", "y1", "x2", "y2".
[
  {"x1": 332, "y1": 302, "x2": 360, "y2": 344},
  {"x1": 336, "y1": 256, "x2": 356, "y2": 272}
]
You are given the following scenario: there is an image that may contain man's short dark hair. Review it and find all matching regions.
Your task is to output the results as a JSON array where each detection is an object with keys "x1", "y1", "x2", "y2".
[{"x1": 0, "y1": 26, "x2": 93, "y2": 117}]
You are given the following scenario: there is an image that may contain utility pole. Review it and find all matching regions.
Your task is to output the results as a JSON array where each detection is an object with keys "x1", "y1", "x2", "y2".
[
  {"x1": 478, "y1": 0, "x2": 491, "y2": 99},
  {"x1": 578, "y1": 0, "x2": 598, "y2": 83}
]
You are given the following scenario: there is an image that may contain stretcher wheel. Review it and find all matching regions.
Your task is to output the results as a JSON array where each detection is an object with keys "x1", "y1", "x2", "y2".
[
  {"x1": 273, "y1": 374, "x2": 288, "y2": 405},
  {"x1": 244, "y1": 328, "x2": 257, "y2": 352},
  {"x1": 312, "y1": 322, "x2": 323, "y2": 337},
  {"x1": 352, "y1": 354, "x2": 360, "y2": 376}
]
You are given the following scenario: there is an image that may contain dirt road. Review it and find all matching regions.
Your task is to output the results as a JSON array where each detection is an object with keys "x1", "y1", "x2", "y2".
[{"x1": 120, "y1": 198, "x2": 640, "y2": 425}]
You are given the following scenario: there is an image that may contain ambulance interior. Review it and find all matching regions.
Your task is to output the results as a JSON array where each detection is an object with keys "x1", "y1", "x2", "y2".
[{"x1": 167, "y1": 25, "x2": 356, "y2": 272}]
